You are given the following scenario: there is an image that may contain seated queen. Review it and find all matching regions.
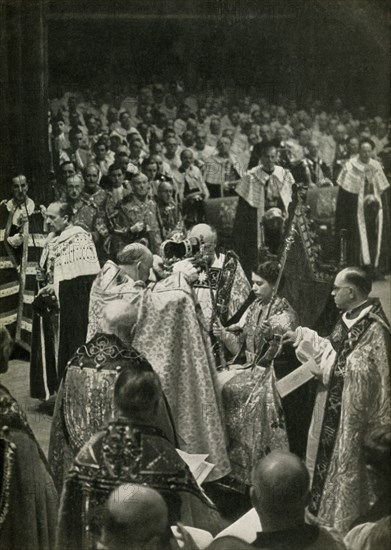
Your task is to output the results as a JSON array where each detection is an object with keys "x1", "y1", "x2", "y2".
[{"x1": 213, "y1": 260, "x2": 299, "y2": 491}]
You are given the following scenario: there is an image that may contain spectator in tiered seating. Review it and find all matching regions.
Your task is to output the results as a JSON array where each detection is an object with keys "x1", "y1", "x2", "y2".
[
  {"x1": 93, "y1": 139, "x2": 114, "y2": 175},
  {"x1": 204, "y1": 136, "x2": 244, "y2": 198},
  {"x1": 293, "y1": 139, "x2": 333, "y2": 187},
  {"x1": 206, "y1": 116, "x2": 222, "y2": 148},
  {"x1": 128, "y1": 135, "x2": 146, "y2": 170},
  {"x1": 111, "y1": 172, "x2": 161, "y2": 256},
  {"x1": 60, "y1": 127, "x2": 93, "y2": 171},
  {"x1": 333, "y1": 124, "x2": 349, "y2": 180},
  {"x1": 191, "y1": 129, "x2": 216, "y2": 169},
  {"x1": 177, "y1": 149, "x2": 209, "y2": 201},
  {"x1": 65, "y1": 173, "x2": 99, "y2": 234}
]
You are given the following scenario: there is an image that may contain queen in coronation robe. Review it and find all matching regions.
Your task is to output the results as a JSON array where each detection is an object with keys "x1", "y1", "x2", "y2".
[
  {"x1": 87, "y1": 253, "x2": 230, "y2": 483},
  {"x1": 213, "y1": 261, "x2": 299, "y2": 491},
  {"x1": 335, "y1": 138, "x2": 390, "y2": 275}
]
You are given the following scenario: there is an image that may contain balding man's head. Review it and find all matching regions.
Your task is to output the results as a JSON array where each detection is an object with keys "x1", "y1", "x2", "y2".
[
  {"x1": 101, "y1": 484, "x2": 169, "y2": 550},
  {"x1": 117, "y1": 243, "x2": 153, "y2": 282},
  {"x1": 102, "y1": 300, "x2": 138, "y2": 343},
  {"x1": 338, "y1": 267, "x2": 372, "y2": 297},
  {"x1": 189, "y1": 224, "x2": 217, "y2": 264},
  {"x1": 251, "y1": 451, "x2": 309, "y2": 519},
  {"x1": 332, "y1": 267, "x2": 372, "y2": 311},
  {"x1": 189, "y1": 223, "x2": 217, "y2": 246}
]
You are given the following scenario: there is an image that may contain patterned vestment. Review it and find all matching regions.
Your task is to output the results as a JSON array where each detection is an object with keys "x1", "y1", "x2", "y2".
[
  {"x1": 87, "y1": 261, "x2": 230, "y2": 481},
  {"x1": 56, "y1": 420, "x2": 224, "y2": 550},
  {"x1": 0, "y1": 384, "x2": 58, "y2": 550},
  {"x1": 48, "y1": 332, "x2": 176, "y2": 493},
  {"x1": 296, "y1": 298, "x2": 391, "y2": 533}
]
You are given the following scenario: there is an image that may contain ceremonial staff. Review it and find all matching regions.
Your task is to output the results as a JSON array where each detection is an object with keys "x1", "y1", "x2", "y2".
[
  {"x1": 205, "y1": 259, "x2": 227, "y2": 369},
  {"x1": 255, "y1": 183, "x2": 300, "y2": 366},
  {"x1": 24, "y1": 198, "x2": 37, "y2": 248}
]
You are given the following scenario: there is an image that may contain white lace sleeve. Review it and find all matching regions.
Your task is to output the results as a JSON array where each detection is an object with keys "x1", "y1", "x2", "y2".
[{"x1": 294, "y1": 327, "x2": 335, "y2": 386}]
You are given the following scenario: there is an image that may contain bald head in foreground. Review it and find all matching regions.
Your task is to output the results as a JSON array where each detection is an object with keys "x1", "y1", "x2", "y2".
[
  {"x1": 209, "y1": 451, "x2": 345, "y2": 549},
  {"x1": 101, "y1": 484, "x2": 170, "y2": 550},
  {"x1": 251, "y1": 450, "x2": 309, "y2": 527}
]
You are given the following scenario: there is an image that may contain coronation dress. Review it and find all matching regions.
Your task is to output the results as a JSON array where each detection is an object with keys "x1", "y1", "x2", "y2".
[{"x1": 217, "y1": 295, "x2": 298, "y2": 489}]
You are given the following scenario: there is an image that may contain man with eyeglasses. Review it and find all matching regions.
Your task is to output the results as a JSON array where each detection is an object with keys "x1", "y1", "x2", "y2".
[{"x1": 283, "y1": 267, "x2": 390, "y2": 535}]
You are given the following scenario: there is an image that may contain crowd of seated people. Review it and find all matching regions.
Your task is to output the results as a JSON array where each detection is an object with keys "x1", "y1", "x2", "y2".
[
  {"x1": 46, "y1": 82, "x2": 391, "y2": 278},
  {"x1": 49, "y1": 84, "x2": 391, "y2": 185}
]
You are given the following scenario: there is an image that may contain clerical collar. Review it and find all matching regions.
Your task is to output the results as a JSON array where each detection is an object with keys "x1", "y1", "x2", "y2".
[{"x1": 344, "y1": 299, "x2": 370, "y2": 320}]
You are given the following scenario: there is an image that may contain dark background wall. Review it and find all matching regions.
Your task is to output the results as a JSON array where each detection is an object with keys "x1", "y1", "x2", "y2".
[
  {"x1": 0, "y1": 0, "x2": 390, "y2": 201},
  {"x1": 48, "y1": 0, "x2": 390, "y2": 110}
]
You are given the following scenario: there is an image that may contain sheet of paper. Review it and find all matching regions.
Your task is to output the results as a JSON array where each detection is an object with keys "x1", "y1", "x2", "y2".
[
  {"x1": 215, "y1": 507, "x2": 261, "y2": 542},
  {"x1": 176, "y1": 449, "x2": 215, "y2": 484},
  {"x1": 194, "y1": 460, "x2": 215, "y2": 486},
  {"x1": 276, "y1": 359, "x2": 316, "y2": 398}
]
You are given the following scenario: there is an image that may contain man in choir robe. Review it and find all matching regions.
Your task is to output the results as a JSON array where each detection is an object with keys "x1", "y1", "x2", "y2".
[
  {"x1": 39, "y1": 202, "x2": 100, "y2": 382},
  {"x1": 48, "y1": 300, "x2": 176, "y2": 492},
  {"x1": 284, "y1": 267, "x2": 390, "y2": 534},
  {"x1": 335, "y1": 138, "x2": 390, "y2": 276},
  {"x1": 0, "y1": 175, "x2": 45, "y2": 352},
  {"x1": 87, "y1": 243, "x2": 230, "y2": 482},
  {"x1": 233, "y1": 143, "x2": 294, "y2": 278}
]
